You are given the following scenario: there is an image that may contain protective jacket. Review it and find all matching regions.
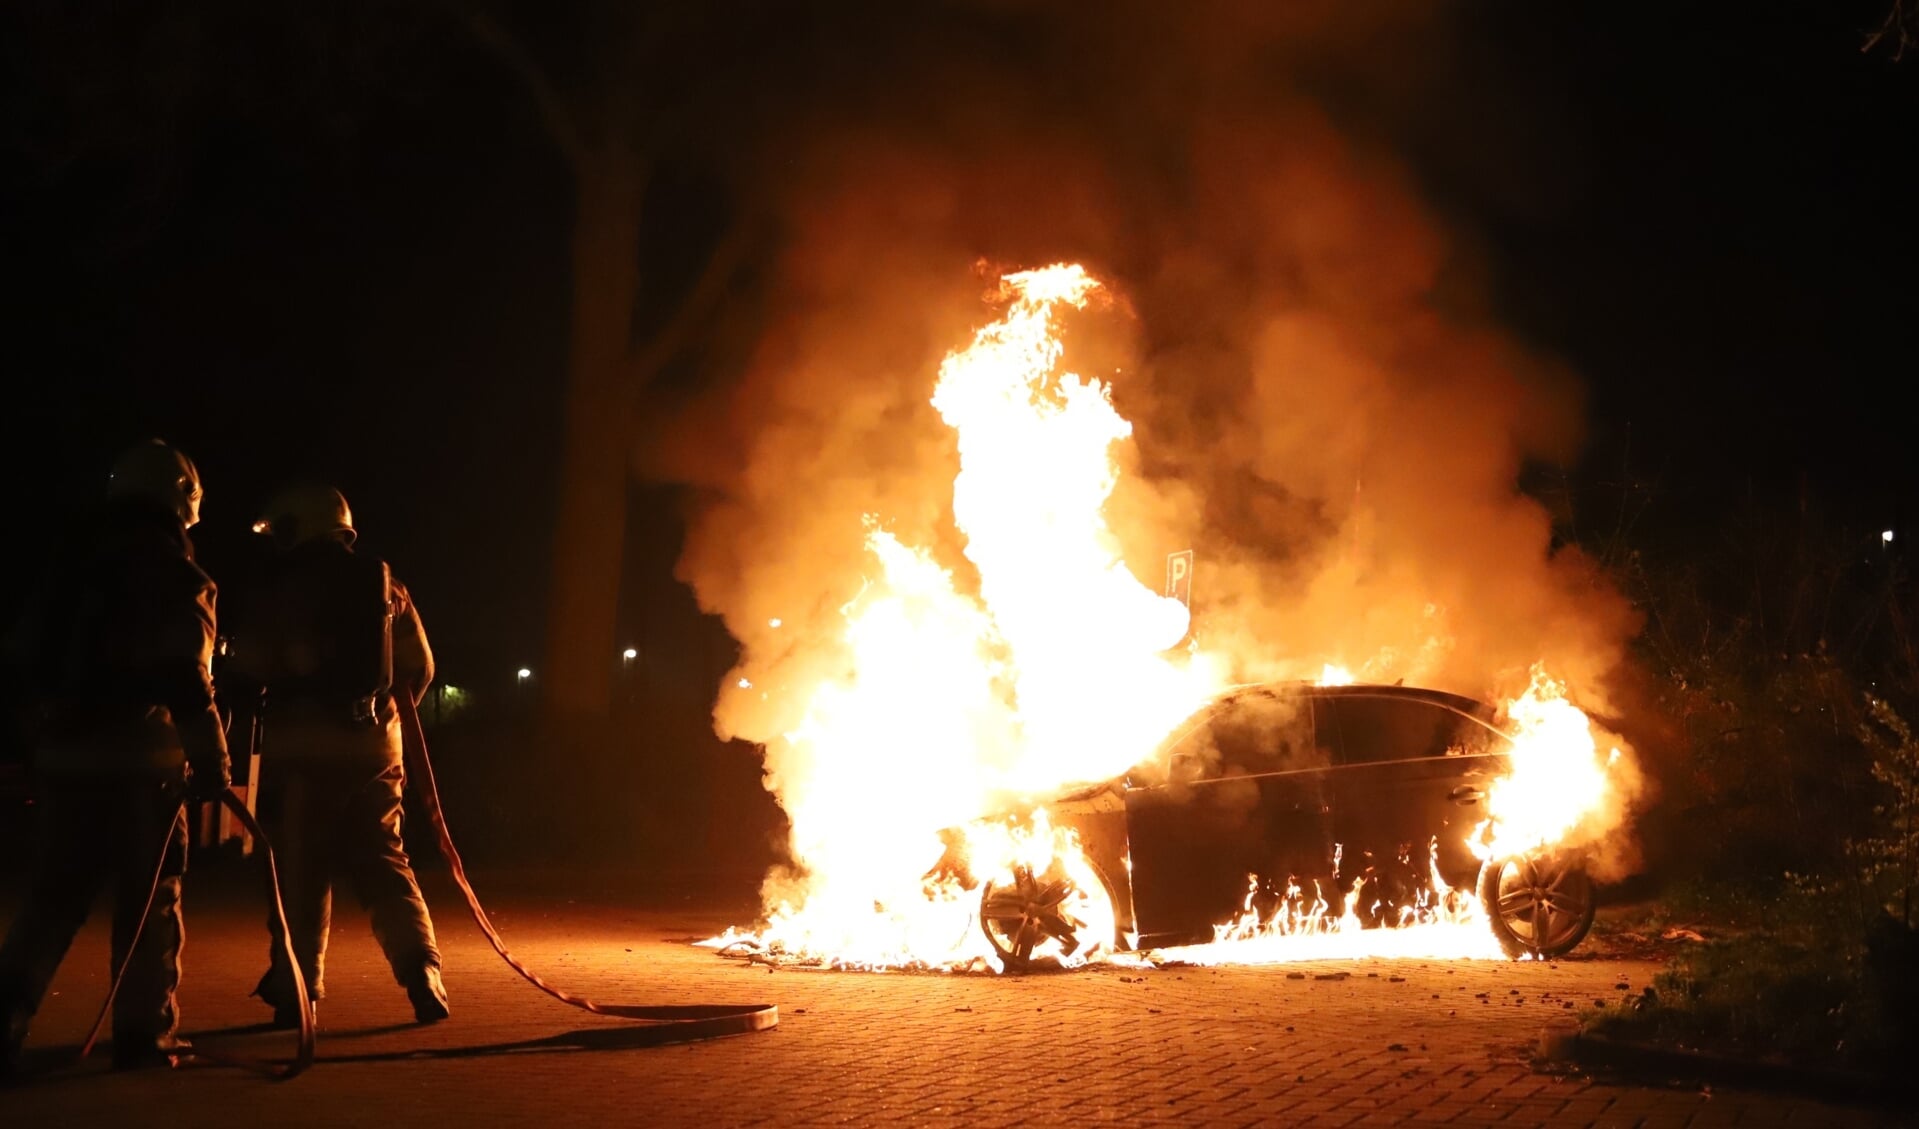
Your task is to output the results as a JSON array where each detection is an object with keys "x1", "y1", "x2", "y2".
[
  {"x1": 0, "y1": 493, "x2": 222, "y2": 1065},
  {"x1": 223, "y1": 536, "x2": 445, "y2": 1019},
  {"x1": 227, "y1": 539, "x2": 433, "y2": 766},
  {"x1": 8, "y1": 495, "x2": 229, "y2": 785}
]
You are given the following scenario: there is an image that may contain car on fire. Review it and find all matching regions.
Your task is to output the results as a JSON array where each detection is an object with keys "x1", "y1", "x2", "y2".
[{"x1": 949, "y1": 682, "x2": 1597, "y2": 970}]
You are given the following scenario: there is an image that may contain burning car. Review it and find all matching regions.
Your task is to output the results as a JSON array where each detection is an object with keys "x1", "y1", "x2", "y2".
[
  {"x1": 946, "y1": 681, "x2": 1598, "y2": 970},
  {"x1": 697, "y1": 267, "x2": 1633, "y2": 975}
]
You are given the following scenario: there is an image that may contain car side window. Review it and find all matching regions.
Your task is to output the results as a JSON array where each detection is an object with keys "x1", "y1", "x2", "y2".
[
  {"x1": 1315, "y1": 696, "x2": 1489, "y2": 765},
  {"x1": 1169, "y1": 693, "x2": 1320, "y2": 780}
]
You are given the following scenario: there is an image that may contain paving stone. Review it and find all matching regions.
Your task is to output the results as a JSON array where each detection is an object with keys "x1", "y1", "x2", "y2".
[{"x1": 0, "y1": 874, "x2": 1903, "y2": 1128}]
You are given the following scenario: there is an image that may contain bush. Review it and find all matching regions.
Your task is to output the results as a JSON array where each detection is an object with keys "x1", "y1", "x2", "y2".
[
  {"x1": 1585, "y1": 903, "x2": 1918, "y2": 1072},
  {"x1": 1851, "y1": 695, "x2": 1919, "y2": 932},
  {"x1": 1584, "y1": 690, "x2": 1919, "y2": 1074}
]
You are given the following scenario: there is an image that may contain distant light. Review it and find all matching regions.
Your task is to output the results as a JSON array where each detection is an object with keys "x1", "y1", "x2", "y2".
[
  {"x1": 622, "y1": 647, "x2": 638, "y2": 661},
  {"x1": 516, "y1": 668, "x2": 531, "y2": 681},
  {"x1": 769, "y1": 618, "x2": 783, "y2": 629},
  {"x1": 251, "y1": 520, "x2": 271, "y2": 535},
  {"x1": 1884, "y1": 530, "x2": 1895, "y2": 544},
  {"x1": 737, "y1": 677, "x2": 752, "y2": 689}
]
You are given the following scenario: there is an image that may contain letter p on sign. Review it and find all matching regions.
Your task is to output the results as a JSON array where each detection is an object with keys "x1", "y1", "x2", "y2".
[{"x1": 1166, "y1": 550, "x2": 1193, "y2": 607}]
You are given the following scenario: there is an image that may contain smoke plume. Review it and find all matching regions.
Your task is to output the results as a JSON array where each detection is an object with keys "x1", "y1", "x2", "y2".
[{"x1": 651, "y1": 1, "x2": 1646, "y2": 882}]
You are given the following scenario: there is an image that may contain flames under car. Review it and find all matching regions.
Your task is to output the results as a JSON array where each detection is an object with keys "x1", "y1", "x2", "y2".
[{"x1": 937, "y1": 682, "x2": 1597, "y2": 969}]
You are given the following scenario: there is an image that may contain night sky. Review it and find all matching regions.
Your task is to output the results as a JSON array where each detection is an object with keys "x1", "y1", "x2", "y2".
[{"x1": 3, "y1": 2, "x2": 1914, "y2": 700}]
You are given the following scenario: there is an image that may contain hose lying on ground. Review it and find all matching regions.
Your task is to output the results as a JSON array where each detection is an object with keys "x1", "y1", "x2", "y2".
[
  {"x1": 66, "y1": 696, "x2": 773, "y2": 1082},
  {"x1": 395, "y1": 693, "x2": 778, "y2": 1040}
]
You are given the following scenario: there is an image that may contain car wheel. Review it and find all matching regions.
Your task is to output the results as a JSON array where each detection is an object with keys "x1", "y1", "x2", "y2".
[
  {"x1": 978, "y1": 863, "x2": 1111, "y2": 972},
  {"x1": 1476, "y1": 852, "x2": 1595, "y2": 959}
]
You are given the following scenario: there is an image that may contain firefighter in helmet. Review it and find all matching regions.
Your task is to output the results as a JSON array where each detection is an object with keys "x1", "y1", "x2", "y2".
[
  {"x1": 0, "y1": 439, "x2": 231, "y2": 1075},
  {"x1": 225, "y1": 483, "x2": 447, "y2": 1028}
]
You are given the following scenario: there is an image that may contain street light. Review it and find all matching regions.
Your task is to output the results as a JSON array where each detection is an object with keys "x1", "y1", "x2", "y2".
[
  {"x1": 622, "y1": 647, "x2": 637, "y2": 662},
  {"x1": 1884, "y1": 530, "x2": 1895, "y2": 544},
  {"x1": 516, "y1": 667, "x2": 531, "y2": 684}
]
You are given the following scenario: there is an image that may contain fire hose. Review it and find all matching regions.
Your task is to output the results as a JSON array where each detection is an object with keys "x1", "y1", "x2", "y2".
[
  {"x1": 62, "y1": 694, "x2": 774, "y2": 1081},
  {"x1": 77, "y1": 787, "x2": 316, "y2": 1079},
  {"x1": 393, "y1": 692, "x2": 778, "y2": 1039}
]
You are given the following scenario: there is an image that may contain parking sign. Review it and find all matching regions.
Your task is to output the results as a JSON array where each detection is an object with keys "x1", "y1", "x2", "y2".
[{"x1": 1165, "y1": 550, "x2": 1193, "y2": 607}]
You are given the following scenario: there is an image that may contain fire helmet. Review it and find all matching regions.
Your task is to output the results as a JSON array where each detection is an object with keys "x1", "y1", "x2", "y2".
[
  {"x1": 108, "y1": 439, "x2": 204, "y2": 527},
  {"x1": 254, "y1": 483, "x2": 355, "y2": 549}
]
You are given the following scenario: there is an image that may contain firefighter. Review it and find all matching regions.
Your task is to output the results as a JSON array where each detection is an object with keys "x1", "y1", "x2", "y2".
[
  {"x1": 0, "y1": 439, "x2": 231, "y2": 1076},
  {"x1": 225, "y1": 483, "x2": 447, "y2": 1028}
]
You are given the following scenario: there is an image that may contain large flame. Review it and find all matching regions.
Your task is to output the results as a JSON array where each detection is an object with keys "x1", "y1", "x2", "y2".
[
  {"x1": 713, "y1": 265, "x2": 1221, "y2": 969},
  {"x1": 1471, "y1": 667, "x2": 1623, "y2": 863},
  {"x1": 706, "y1": 265, "x2": 1632, "y2": 973}
]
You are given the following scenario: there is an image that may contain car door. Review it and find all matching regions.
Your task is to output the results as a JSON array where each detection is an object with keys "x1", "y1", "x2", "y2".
[
  {"x1": 1318, "y1": 692, "x2": 1504, "y2": 916},
  {"x1": 1123, "y1": 691, "x2": 1333, "y2": 942}
]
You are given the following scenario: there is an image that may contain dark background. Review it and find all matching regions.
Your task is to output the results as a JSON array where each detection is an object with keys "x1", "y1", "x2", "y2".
[{"x1": 2, "y1": 3, "x2": 1914, "y2": 870}]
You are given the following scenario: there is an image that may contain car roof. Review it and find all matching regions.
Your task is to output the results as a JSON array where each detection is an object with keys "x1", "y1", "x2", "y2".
[
  {"x1": 1147, "y1": 680, "x2": 1505, "y2": 762},
  {"x1": 1215, "y1": 680, "x2": 1498, "y2": 722},
  {"x1": 1049, "y1": 681, "x2": 1506, "y2": 799}
]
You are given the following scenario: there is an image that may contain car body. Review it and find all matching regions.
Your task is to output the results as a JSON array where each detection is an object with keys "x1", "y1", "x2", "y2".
[{"x1": 961, "y1": 682, "x2": 1594, "y2": 966}]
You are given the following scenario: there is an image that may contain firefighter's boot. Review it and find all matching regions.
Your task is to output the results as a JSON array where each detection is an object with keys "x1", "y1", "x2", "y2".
[
  {"x1": 405, "y1": 965, "x2": 448, "y2": 1024},
  {"x1": 110, "y1": 1032, "x2": 190, "y2": 1071},
  {"x1": 254, "y1": 967, "x2": 318, "y2": 1031}
]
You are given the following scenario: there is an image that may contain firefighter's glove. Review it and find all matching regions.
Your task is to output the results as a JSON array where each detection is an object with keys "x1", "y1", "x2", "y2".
[{"x1": 186, "y1": 757, "x2": 231, "y2": 804}]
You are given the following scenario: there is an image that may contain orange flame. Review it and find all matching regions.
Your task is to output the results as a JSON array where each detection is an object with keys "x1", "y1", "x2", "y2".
[
  {"x1": 1471, "y1": 667, "x2": 1624, "y2": 863},
  {"x1": 1316, "y1": 663, "x2": 1356, "y2": 686},
  {"x1": 707, "y1": 265, "x2": 1632, "y2": 973},
  {"x1": 712, "y1": 264, "x2": 1222, "y2": 969},
  {"x1": 1151, "y1": 839, "x2": 1503, "y2": 964}
]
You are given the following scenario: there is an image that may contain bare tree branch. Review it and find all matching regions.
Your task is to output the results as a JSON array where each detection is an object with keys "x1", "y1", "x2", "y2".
[
  {"x1": 1865, "y1": 0, "x2": 1916, "y2": 60},
  {"x1": 431, "y1": 2, "x2": 589, "y2": 172},
  {"x1": 620, "y1": 215, "x2": 761, "y2": 406}
]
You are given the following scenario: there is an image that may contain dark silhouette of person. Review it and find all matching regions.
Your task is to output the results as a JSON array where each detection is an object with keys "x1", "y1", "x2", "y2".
[
  {"x1": 225, "y1": 483, "x2": 446, "y2": 1029},
  {"x1": 0, "y1": 439, "x2": 230, "y2": 1075}
]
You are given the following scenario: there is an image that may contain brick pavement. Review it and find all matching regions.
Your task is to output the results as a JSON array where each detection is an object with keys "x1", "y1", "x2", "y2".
[{"x1": 0, "y1": 870, "x2": 1904, "y2": 1128}]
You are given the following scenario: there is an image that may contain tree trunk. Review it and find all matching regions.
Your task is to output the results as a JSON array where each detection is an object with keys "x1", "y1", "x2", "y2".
[{"x1": 541, "y1": 148, "x2": 641, "y2": 720}]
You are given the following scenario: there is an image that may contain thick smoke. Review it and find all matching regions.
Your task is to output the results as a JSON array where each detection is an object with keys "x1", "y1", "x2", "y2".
[{"x1": 651, "y1": 2, "x2": 1646, "y2": 880}]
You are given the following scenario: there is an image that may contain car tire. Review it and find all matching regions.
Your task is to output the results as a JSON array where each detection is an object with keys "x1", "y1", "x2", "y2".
[
  {"x1": 978, "y1": 863, "x2": 1118, "y2": 972},
  {"x1": 1476, "y1": 852, "x2": 1596, "y2": 959}
]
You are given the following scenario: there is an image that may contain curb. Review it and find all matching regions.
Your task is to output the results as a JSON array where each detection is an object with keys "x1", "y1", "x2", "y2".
[{"x1": 1537, "y1": 1024, "x2": 1909, "y2": 1106}]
